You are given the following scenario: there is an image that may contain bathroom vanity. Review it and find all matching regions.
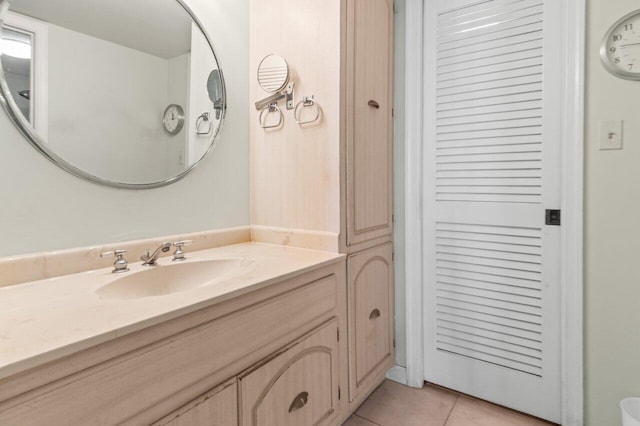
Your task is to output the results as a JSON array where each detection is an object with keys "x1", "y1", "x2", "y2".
[{"x1": 0, "y1": 240, "x2": 393, "y2": 425}]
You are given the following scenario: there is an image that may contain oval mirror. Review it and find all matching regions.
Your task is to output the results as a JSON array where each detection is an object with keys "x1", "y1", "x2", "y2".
[
  {"x1": 0, "y1": 0, "x2": 226, "y2": 189},
  {"x1": 257, "y1": 54, "x2": 289, "y2": 93}
]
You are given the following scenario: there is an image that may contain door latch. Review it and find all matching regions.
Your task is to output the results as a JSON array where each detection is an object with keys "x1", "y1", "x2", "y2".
[{"x1": 545, "y1": 209, "x2": 561, "y2": 226}]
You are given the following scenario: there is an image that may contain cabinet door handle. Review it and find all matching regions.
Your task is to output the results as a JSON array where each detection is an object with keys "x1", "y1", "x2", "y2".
[
  {"x1": 369, "y1": 308, "x2": 381, "y2": 320},
  {"x1": 368, "y1": 100, "x2": 380, "y2": 109},
  {"x1": 288, "y1": 391, "x2": 309, "y2": 413}
]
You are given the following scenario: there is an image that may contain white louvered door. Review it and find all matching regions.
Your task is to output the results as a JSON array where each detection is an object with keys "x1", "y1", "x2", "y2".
[{"x1": 423, "y1": 0, "x2": 563, "y2": 422}]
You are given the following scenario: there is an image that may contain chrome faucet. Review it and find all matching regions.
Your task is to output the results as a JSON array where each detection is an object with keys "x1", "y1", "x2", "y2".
[{"x1": 141, "y1": 242, "x2": 172, "y2": 266}]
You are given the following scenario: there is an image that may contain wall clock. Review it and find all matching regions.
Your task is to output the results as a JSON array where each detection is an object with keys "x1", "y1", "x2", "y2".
[
  {"x1": 163, "y1": 104, "x2": 185, "y2": 135},
  {"x1": 601, "y1": 9, "x2": 640, "y2": 80}
]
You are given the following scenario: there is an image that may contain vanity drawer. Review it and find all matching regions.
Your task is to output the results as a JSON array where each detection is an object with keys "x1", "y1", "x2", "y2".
[
  {"x1": 239, "y1": 320, "x2": 339, "y2": 426},
  {"x1": 152, "y1": 379, "x2": 237, "y2": 426},
  {"x1": 0, "y1": 274, "x2": 338, "y2": 425}
]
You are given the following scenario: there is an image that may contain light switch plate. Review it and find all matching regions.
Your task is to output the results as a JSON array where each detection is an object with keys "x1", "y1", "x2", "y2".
[{"x1": 599, "y1": 120, "x2": 623, "y2": 150}]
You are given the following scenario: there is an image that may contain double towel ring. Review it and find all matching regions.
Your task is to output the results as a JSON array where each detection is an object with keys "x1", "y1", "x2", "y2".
[
  {"x1": 259, "y1": 103, "x2": 284, "y2": 129},
  {"x1": 294, "y1": 96, "x2": 321, "y2": 125}
]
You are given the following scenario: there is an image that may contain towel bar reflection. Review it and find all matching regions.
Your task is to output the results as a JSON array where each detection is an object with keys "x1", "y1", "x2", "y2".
[
  {"x1": 294, "y1": 96, "x2": 320, "y2": 125},
  {"x1": 195, "y1": 112, "x2": 212, "y2": 135},
  {"x1": 259, "y1": 103, "x2": 284, "y2": 129}
]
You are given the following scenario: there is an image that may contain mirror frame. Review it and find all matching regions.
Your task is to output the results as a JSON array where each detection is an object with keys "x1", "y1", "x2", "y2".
[{"x1": 0, "y1": 0, "x2": 227, "y2": 189}]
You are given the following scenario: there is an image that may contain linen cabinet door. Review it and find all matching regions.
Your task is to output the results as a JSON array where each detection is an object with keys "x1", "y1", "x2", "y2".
[
  {"x1": 239, "y1": 320, "x2": 340, "y2": 426},
  {"x1": 345, "y1": 0, "x2": 394, "y2": 246},
  {"x1": 348, "y1": 243, "x2": 394, "y2": 402},
  {"x1": 152, "y1": 379, "x2": 237, "y2": 426}
]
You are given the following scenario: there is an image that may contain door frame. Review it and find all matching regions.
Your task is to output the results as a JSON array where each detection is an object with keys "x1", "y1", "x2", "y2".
[
  {"x1": 402, "y1": 0, "x2": 585, "y2": 424},
  {"x1": 2, "y1": 12, "x2": 49, "y2": 140}
]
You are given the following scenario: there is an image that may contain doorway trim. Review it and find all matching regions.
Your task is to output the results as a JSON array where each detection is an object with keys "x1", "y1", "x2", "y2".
[
  {"x1": 2, "y1": 12, "x2": 49, "y2": 140},
  {"x1": 402, "y1": 0, "x2": 585, "y2": 424}
]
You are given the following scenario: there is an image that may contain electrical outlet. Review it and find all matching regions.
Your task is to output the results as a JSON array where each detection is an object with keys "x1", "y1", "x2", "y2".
[{"x1": 599, "y1": 120, "x2": 623, "y2": 150}]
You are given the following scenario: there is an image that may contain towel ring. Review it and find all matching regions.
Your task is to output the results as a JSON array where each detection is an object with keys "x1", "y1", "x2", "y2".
[
  {"x1": 294, "y1": 96, "x2": 320, "y2": 125},
  {"x1": 259, "y1": 103, "x2": 284, "y2": 129},
  {"x1": 195, "y1": 112, "x2": 212, "y2": 136}
]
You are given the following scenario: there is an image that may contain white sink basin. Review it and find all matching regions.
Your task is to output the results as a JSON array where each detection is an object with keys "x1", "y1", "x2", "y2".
[{"x1": 96, "y1": 258, "x2": 255, "y2": 300}]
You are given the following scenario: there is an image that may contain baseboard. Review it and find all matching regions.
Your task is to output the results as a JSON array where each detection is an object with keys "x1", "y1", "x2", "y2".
[{"x1": 386, "y1": 365, "x2": 408, "y2": 385}]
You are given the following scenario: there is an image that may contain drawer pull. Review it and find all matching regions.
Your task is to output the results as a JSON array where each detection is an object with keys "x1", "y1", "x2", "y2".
[
  {"x1": 288, "y1": 391, "x2": 309, "y2": 413},
  {"x1": 369, "y1": 308, "x2": 381, "y2": 320},
  {"x1": 368, "y1": 100, "x2": 380, "y2": 109}
]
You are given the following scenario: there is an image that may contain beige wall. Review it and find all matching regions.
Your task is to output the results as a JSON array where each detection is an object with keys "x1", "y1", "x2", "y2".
[
  {"x1": 249, "y1": 0, "x2": 342, "y2": 233},
  {"x1": 585, "y1": 1, "x2": 640, "y2": 425}
]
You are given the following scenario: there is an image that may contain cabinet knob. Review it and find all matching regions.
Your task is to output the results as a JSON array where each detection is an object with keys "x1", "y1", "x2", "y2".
[
  {"x1": 368, "y1": 100, "x2": 380, "y2": 109},
  {"x1": 288, "y1": 391, "x2": 309, "y2": 413},
  {"x1": 369, "y1": 308, "x2": 381, "y2": 320}
]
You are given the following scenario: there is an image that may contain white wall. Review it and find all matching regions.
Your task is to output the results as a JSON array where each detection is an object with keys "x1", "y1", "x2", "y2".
[
  {"x1": 47, "y1": 23, "x2": 172, "y2": 183},
  {"x1": 585, "y1": 0, "x2": 640, "y2": 424},
  {"x1": 0, "y1": 0, "x2": 249, "y2": 257}
]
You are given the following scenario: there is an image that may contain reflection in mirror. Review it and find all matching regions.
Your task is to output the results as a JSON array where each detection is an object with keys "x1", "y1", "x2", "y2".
[
  {"x1": 0, "y1": 27, "x2": 31, "y2": 121},
  {"x1": 0, "y1": 0, "x2": 226, "y2": 188}
]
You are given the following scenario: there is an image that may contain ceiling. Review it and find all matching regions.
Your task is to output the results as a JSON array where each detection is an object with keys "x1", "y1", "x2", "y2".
[{"x1": 9, "y1": 0, "x2": 194, "y2": 59}]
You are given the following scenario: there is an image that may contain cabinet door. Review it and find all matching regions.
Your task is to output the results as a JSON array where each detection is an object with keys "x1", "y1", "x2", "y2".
[
  {"x1": 345, "y1": 0, "x2": 394, "y2": 246},
  {"x1": 239, "y1": 320, "x2": 339, "y2": 426},
  {"x1": 153, "y1": 379, "x2": 237, "y2": 426},
  {"x1": 348, "y1": 243, "x2": 394, "y2": 401}
]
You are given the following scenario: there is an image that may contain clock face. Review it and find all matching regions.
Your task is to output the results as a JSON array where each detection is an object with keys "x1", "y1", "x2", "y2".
[
  {"x1": 163, "y1": 104, "x2": 185, "y2": 135},
  {"x1": 602, "y1": 10, "x2": 640, "y2": 80}
]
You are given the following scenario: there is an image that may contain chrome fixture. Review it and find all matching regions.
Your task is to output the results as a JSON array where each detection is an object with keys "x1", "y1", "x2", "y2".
[
  {"x1": 141, "y1": 242, "x2": 172, "y2": 266},
  {"x1": 294, "y1": 96, "x2": 321, "y2": 125},
  {"x1": 195, "y1": 112, "x2": 212, "y2": 135},
  {"x1": 101, "y1": 249, "x2": 130, "y2": 273},
  {"x1": 259, "y1": 103, "x2": 284, "y2": 129},
  {"x1": 254, "y1": 54, "x2": 295, "y2": 131},
  {"x1": 207, "y1": 69, "x2": 225, "y2": 119},
  {"x1": 255, "y1": 82, "x2": 294, "y2": 111},
  {"x1": 172, "y1": 240, "x2": 193, "y2": 261}
]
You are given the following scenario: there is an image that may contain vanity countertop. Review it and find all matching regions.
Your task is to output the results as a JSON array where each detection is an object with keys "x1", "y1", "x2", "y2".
[{"x1": 0, "y1": 242, "x2": 344, "y2": 381}]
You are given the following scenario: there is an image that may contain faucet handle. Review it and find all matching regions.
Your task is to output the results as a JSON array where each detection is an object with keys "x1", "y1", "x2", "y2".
[
  {"x1": 101, "y1": 249, "x2": 127, "y2": 257},
  {"x1": 172, "y1": 240, "x2": 193, "y2": 262},
  {"x1": 100, "y1": 249, "x2": 129, "y2": 273}
]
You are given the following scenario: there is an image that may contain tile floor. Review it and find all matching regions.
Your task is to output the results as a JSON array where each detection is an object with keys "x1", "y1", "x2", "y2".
[{"x1": 343, "y1": 380, "x2": 556, "y2": 426}]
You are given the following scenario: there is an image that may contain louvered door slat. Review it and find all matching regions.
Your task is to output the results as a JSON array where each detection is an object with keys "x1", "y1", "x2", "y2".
[
  {"x1": 436, "y1": 281, "x2": 542, "y2": 306},
  {"x1": 437, "y1": 74, "x2": 542, "y2": 99},
  {"x1": 438, "y1": 6, "x2": 543, "y2": 44},
  {"x1": 438, "y1": 31, "x2": 543, "y2": 60},
  {"x1": 439, "y1": 21, "x2": 544, "y2": 56},
  {"x1": 438, "y1": 0, "x2": 541, "y2": 27},
  {"x1": 436, "y1": 311, "x2": 542, "y2": 342},
  {"x1": 436, "y1": 244, "x2": 541, "y2": 263},
  {"x1": 436, "y1": 320, "x2": 542, "y2": 349},
  {"x1": 437, "y1": 328, "x2": 542, "y2": 359},
  {"x1": 438, "y1": 143, "x2": 542, "y2": 156}
]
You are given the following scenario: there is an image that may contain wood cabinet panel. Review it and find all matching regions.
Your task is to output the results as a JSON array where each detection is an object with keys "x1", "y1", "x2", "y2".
[
  {"x1": 0, "y1": 275, "x2": 338, "y2": 425},
  {"x1": 345, "y1": 0, "x2": 394, "y2": 246},
  {"x1": 153, "y1": 379, "x2": 237, "y2": 426},
  {"x1": 348, "y1": 243, "x2": 394, "y2": 401},
  {"x1": 239, "y1": 320, "x2": 339, "y2": 426}
]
